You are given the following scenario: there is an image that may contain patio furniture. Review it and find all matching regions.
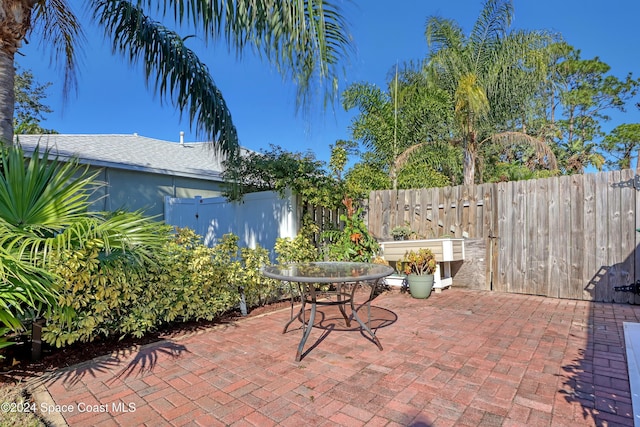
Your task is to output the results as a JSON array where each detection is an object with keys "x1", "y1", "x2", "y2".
[
  {"x1": 379, "y1": 238, "x2": 465, "y2": 292},
  {"x1": 261, "y1": 262, "x2": 394, "y2": 361}
]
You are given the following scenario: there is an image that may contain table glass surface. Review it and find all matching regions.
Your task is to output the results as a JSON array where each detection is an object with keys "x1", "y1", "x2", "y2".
[{"x1": 261, "y1": 262, "x2": 394, "y2": 283}]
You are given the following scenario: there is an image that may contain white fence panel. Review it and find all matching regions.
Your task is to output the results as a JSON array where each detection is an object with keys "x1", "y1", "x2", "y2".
[{"x1": 164, "y1": 190, "x2": 298, "y2": 257}]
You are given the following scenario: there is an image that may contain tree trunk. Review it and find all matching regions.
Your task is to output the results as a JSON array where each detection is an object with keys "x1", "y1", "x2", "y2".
[
  {"x1": 463, "y1": 146, "x2": 476, "y2": 186},
  {"x1": 0, "y1": 0, "x2": 37, "y2": 144},
  {"x1": 567, "y1": 107, "x2": 575, "y2": 146},
  {"x1": 463, "y1": 132, "x2": 477, "y2": 186},
  {"x1": 0, "y1": 51, "x2": 15, "y2": 144}
]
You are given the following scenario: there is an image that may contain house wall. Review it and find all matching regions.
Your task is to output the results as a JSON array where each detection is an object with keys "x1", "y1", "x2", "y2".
[{"x1": 87, "y1": 166, "x2": 225, "y2": 217}]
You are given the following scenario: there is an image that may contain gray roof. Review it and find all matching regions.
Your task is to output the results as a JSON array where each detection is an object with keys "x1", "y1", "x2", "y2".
[{"x1": 14, "y1": 134, "x2": 232, "y2": 181}]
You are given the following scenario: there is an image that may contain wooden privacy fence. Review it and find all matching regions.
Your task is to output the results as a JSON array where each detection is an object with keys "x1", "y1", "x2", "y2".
[
  {"x1": 299, "y1": 202, "x2": 346, "y2": 247},
  {"x1": 367, "y1": 169, "x2": 640, "y2": 303}
]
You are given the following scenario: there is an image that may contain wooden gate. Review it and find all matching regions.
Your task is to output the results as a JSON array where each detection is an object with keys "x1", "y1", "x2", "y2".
[{"x1": 368, "y1": 169, "x2": 640, "y2": 302}]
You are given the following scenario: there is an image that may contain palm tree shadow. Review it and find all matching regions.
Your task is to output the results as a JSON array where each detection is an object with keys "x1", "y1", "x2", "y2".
[
  {"x1": 33, "y1": 340, "x2": 189, "y2": 388},
  {"x1": 558, "y1": 348, "x2": 598, "y2": 423},
  {"x1": 37, "y1": 352, "x2": 128, "y2": 389},
  {"x1": 111, "y1": 341, "x2": 189, "y2": 383}
]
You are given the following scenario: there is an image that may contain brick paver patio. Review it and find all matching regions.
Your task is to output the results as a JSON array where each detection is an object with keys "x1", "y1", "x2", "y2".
[{"x1": 30, "y1": 288, "x2": 640, "y2": 426}]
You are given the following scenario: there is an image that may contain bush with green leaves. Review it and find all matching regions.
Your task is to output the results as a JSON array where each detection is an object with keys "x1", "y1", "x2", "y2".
[
  {"x1": 0, "y1": 145, "x2": 167, "y2": 353},
  {"x1": 42, "y1": 228, "x2": 231, "y2": 347},
  {"x1": 274, "y1": 221, "x2": 320, "y2": 264},
  {"x1": 322, "y1": 197, "x2": 379, "y2": 262},
  {"x1": 43, "y1": 239, "x2": 161, "y2": 347},
  {"x1": 41, "y1": 228, "x2": 283, "y2": 347}
]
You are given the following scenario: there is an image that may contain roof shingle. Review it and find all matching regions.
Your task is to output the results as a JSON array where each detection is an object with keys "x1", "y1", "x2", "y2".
[{"x1": 15, "y1": 134, "x2": 230, "y2": 181}]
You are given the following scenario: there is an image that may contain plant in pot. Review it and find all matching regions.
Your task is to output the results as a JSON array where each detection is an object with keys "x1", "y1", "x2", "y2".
[
  {"x1": 402, "y1": 248, "x2": 437, "y2": 298},
  {"x1": 390, "y1": 225, "x2": 412, "y2": 241}
]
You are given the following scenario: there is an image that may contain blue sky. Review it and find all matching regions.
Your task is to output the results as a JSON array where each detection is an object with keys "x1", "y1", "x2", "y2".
[{"x1": 17, "y1": 0, "x2": 640, "y2": 165}]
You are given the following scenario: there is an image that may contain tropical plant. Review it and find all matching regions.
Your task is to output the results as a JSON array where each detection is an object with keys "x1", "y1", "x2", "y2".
[
  {"x1": 0, "y1": 144, "x2": 165, "y2": 266},
  {"x1": 42, "y1": 228, "x2": 239, "y2": 347},
  {"x1": 219, "y1": 233, "x2": 280, "y2": 309},
  {"x1": 0, "y1": 144, "x2": 167, "y2": 348},
  {"x1": 323, "y1": 196, "x2": 379, "y2": 262},
  {"x1": 275, "y1": 221, "x2": 320, "y2": 264},
  {"x1": 0, "y1": 1, "x2": 352, "y2": 149},
  {"x1": 342, "y1": 65, "x2": 452, "y2": 190},
  {"x1": 402, "y1": 248, "x2": 437, "y2": 276},
  {"x1": 424, "y1": 0, "x2": 553, "y2": 184}
]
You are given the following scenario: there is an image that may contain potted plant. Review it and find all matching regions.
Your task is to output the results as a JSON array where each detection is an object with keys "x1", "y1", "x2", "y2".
[
  {"x1": 402, "y1": 248, "x2": 437, "y2": 298},
  {"x1": 372, "y1": 256, "x2": 405, "y2": 288},
  {"x1": 390, "y1": 225, "x2": 412, "y2": 241}
]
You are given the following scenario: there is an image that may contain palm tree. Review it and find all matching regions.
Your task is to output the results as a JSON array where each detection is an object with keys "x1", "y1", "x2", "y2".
[
  {"x1": 425, "y1": 0, "x2": 552, "y2": 185},
  {"x1": 342, "y1": 65, "x2": 452, "y2": 189},
  {"x1": 0, "y1": 1, "x2": 352, "y2": 151}
]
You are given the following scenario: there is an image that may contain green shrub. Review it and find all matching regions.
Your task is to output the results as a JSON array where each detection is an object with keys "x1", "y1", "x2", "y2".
[
  {"x1": 40, "y1": 227, "x2": 288, "y2": 347},
  {"x1": 215, "y1": 233, "x2": 281, "y2": 308},
  {"x1": 41, "y1": 229, "x2": 239, "y2": 347},
  {"x1": 43, "y1": 240, "x2": 160, "y2": 347},
  {"x1": 274, "y1": 221, "x2": 320, "y2": 264},
  {"x1": 161, "y1": 228, "x2": 237, "y2": 322}
]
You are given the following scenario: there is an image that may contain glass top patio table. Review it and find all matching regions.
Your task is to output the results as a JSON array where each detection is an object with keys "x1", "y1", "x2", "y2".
[
  {"x1": 262, "y1": 262, "x2": 394, "y2": 361},
  {"x1": 261, "y1": 261, "x2": 394, "y2": 283}
]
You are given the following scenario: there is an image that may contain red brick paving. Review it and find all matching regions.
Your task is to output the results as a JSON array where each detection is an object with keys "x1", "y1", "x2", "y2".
[{"x1": 32, "y1": 288, "x2": 640, "y2": 426}]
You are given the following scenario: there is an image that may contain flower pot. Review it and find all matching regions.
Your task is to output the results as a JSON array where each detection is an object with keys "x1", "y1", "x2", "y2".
[{"x1": 407, "y1": 274, "x2": 434, "y2": 299}]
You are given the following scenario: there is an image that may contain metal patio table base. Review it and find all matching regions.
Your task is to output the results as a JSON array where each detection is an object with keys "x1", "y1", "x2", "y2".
[{"x1": 262, "y1": 262, "x2": 394, "y2": 362}]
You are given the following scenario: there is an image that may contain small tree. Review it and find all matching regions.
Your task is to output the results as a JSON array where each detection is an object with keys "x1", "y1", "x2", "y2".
[
  {"x1": 13, "y1": 66, "x2": 57, "y2": 134},
  {"x1": 601, "y1": 123, "x2": 640, "y2": 170}
]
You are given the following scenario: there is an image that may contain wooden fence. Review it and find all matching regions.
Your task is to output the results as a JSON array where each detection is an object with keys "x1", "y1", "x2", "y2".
[
  {"x1": 367, "y1": 169, "x2": 640, "y2": 303},
  {"x1": 299, "y1": 202, "x2": 346, "y2": 247}
]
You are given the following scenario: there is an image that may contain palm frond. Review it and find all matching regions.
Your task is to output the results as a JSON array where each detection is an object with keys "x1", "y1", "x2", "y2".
[
  {"x1": 425, "y1": 17, "x2": 464, "y2": 55},
  {"x1": 341, "y1": 83, "x2": 387, "y2": 114},
  {"x1": 466, "y1": 0, "x2": 513, "y2": 75},
  {"x1": 488, "y1": 131, "x2": 558, "y2": 170},
  {"x1": 0, "y1": 145, "x2": 167, "y2": 266},
  {"x1": 29, "y1": 0, "x2": 84, "y2": 98},
  {"x1": 0, "y1": 144, "x2": 98, "y2": 231},
  {"x1": 90, "y1": 210, "x2": 170, "y2": 264},
  {"x1": 2, "y1": 211, "x2": 168, "y2": 269},
  {"x1": 138, "y1": 0, "x2": 353, "y2": 111},
  {"x1": 425, "y1": 18, "x2": 470, "y2": 94},
  {"x1": 469, "y1": 0, "x2": 512, "y2": 49},
  {"x1": 0, "y1": 245, "x2": 57, "y2": 330},
  {"x1": 92, "y1": 0, "x2": 239, "y2": 153}
]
